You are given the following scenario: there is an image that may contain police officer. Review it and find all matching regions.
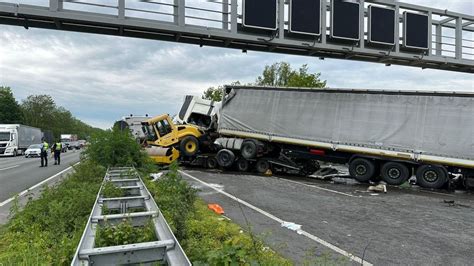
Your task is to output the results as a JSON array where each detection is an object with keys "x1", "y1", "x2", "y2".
[
  {"x1": 40, "y1": 139, "x2": 49, "y2": 167},
  {"x1": 52, "y1": 141, "x2": 62, "y2": 165}
]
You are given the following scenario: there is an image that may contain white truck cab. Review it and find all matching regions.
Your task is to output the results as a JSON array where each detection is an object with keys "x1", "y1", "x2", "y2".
[{"x1": 0, "y1": 124, "x2": 42, "y2": 156}]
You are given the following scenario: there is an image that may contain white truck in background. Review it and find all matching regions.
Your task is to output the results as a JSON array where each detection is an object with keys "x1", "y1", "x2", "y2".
[
  {"x1": 114, "y1": 115, "x2": 151, "y2": 142},
  {"x1": 0, "y1": 124, "x2": 42, "y2": 156}
]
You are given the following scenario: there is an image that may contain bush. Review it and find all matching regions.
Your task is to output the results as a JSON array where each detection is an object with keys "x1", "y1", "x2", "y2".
[
  {"x1": 95, "y1": 219, "x2": 156, "y2": 247},
  {"x1": 145, "y1": 163, "x2": 291, "y2": 265},
  {"x1": 0, "y1": 160, "x2": 105, "y2": 265},
  {"x1": 84, "y1": 127, "x2": 150, "y2": 168}
]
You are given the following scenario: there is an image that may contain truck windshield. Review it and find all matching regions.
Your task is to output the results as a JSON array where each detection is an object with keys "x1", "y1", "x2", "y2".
[{"x1": 0, "y1": 132, "x2": 10, "y2": 141}]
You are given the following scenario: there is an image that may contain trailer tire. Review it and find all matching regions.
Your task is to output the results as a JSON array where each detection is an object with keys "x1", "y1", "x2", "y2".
[
  {"x1": 241, "y1": 140, "x2": 257, "y2": 159},
  {"x1": 216, "y1": 149, "x2": 235, "y2": 168},
  {"x1": 180, "y1": 136, "x2": 199, "y2": 157},
  {"x1": 381, "y1": 162, "x2": 410, "y2": 185},
  {"x1": 349, "y1": 158, "x2": 377, "y2": 183},
  {"x1": 416, "y1": 165, "x2": 448, "y2": 189},
  {"x1": 206, "y1": 157, "x2": 218, "y2": 169},
  {"x1": 237, "y1": 158, "x2": 250, "y2": 172},
  {"x1": 256, "y1": 159, "x2": 270, "y2": 174}
]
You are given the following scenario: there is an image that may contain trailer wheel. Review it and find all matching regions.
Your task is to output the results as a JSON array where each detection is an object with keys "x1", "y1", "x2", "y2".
[
  {"x1": 216, "y1": 149, "x2": 235, "y2": 168},
  {"x1": 206, "y1": 157, "x2": 218, "y2": 169},
  {"x1": 180, "y1": 136, "x2": 199, "y2": 157},
  {"x1": 416, "y1": 165, "x2": 448, "y2": 189},
  {"x1": 349, "y1": 158, "x2": 377, "y2": 183},
  {"x1": 236, "y1": 158, "x2": 250, "y2": 172},
  {"x1": 241, "y1": 140, "x2": 257, "y2": 159},
  {"x1": 381, "y1": 162, "x2": 410, "y2": 185},
  {"x1": 256, "y1": 159, "x2": 270, "y2": 174}
]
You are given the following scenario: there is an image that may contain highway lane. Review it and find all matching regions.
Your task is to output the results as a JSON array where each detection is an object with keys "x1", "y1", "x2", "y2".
[
  {"x1": 181, "y1": 169, "x2": 474, "y2": 265},
  {"x1": 0, "y1": 151, "x2": 81, "y2": 202}
]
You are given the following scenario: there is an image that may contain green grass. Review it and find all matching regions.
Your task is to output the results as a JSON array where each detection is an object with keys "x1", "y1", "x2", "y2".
[{"x1": 0, "y1": 160, "x2": 105, "y2": 265}]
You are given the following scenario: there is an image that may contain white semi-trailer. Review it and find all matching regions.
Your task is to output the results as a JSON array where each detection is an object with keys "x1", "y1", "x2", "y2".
[
  {"x1": 213, "y1": 85, "x2": 474, "y2": 189},
  {"x1": 0, "y1": 124, "x2": 42, "y2": 156}
]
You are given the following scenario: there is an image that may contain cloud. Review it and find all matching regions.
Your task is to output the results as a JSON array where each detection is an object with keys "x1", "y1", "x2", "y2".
[{"x1": 0, "y1": 0, "x2": 473, "y2": 129}]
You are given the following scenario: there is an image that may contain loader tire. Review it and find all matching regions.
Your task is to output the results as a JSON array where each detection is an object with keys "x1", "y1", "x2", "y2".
[{"x1": 180, "y1": 136, "x2": 199, "y2": 157}]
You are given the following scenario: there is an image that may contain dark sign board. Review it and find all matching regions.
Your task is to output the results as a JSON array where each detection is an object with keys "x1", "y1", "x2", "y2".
[
  {"x1": 368, "y1": 5, "x2": 395, "y2": 45},
  {"x1": 289, "y1": 0, "x2": 321, "y2": 36},
  {"x1": 243, "y1": 0, "x2": 277, "y2": 30},
  {"x1": 331, "y1": 0, "x2": 360, "y2": 41},
  {"x1": 403, "y1": 12, "x2": 429, "y2": 49}
]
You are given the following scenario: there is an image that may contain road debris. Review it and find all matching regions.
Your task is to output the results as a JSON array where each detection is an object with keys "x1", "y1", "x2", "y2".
[
  {"x1": 281, "y1": 221, "x2": 302, "y2": 234},
  {"x1": 208, "y1": 203, "x2": 225, "y2": 214},
  {"x1": 368, "y1": 184, "x2": 387, "y2": 193}
]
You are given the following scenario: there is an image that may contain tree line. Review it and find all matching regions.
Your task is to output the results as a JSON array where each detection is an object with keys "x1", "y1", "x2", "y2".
[
  {"x1": 0, "y1": 86, "x2": 102, "y2": 140},
  {"x1": 202, "y1": 62, "x2": 326, "y2": 101}
]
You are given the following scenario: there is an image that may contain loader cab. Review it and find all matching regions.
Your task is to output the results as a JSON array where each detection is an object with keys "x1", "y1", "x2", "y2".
[{"x1": 141, "y1": 114, "x2": 203, "y2": 156}]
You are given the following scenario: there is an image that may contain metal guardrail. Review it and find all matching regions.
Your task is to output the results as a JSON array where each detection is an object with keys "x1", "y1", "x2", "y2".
[
  {"x1": 71, "y1": 167, "x2": 190, "y2": 266},
  {"x1": 0, "y1": 0, "x2": 472, "y2": 73}
]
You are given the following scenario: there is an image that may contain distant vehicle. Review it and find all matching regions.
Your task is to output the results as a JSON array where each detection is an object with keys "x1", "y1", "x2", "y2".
[
  {"x1": 77, "y1": 140, "x2": 86, "y2": 148},
  {"x1": 61, "y1": 134, "x2": 78, "y2": 150},
  {"x1": 24, "y1": 144, "x2": 42, "y2": 158},
  {"x1": 0, "y1": 124, "x2": 42, "y2": 157},
  {"x1": 114, "y1": 115, "x2": 150, "y2": 142}
]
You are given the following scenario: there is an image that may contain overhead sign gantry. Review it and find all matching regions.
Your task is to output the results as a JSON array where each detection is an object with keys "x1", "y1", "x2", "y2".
[{"x1": 0, "y1": 0, "x2": 472, "y2": 73}]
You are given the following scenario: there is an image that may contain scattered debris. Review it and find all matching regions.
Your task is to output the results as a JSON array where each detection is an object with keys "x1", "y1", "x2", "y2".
[
  {"x1": 150, "y1": 172, "x2": 164, "y2": 181},
  {"x1": 370, "y1": 193, "x2": 379, "y2": 196},
  {"x1": 443, "y1": 200, "x2": 470, "y2": 208},
  {"x1": 281, "y1": 221, "x2": 302, "y2": 234},
  {"x1": 264, "y1": 169, "x2": 273, "y2": 176},
  {"x1": 311, "y1": 167, "x2": 340, "y2": 180},
  {"x1": 208, "y1": 204, "x2": 225, "y2": 215},
  {"x1": 368, "y1": 184, "x2": 387, "y2": 193}
]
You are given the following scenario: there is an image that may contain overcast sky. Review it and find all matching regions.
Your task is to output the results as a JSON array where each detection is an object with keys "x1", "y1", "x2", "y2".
[{"x1": 0, "y1": 0, "x2": 473, "y2": 129}]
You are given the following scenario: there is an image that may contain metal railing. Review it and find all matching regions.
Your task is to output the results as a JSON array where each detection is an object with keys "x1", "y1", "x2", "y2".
[{"x1": 71, "y1": 167, "x2": 190, "y2": 266}]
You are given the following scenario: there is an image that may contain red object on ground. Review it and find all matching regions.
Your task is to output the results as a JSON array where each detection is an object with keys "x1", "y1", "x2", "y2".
[
  {"x1": 309, "y1": 149, "x2": 325, "y2": 156},
  {"x1": 208, "y1": 204, "x2": 225, "y2": 215}
]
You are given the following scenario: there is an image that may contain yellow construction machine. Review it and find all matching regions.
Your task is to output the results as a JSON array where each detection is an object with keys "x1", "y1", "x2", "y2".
[{"x1": 141, "y1": 114, "x2": 203, "y2": 164}]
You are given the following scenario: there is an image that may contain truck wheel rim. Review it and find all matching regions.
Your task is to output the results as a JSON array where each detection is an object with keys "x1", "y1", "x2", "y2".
[
  {"x1": 423, "y1": 170, "x2": 438, "y2": 182},
  {"x1": 388, "y1": 168, "x2": 401, "y2": 179},
  {"x1": 355, "y1": 165, "x2": 367, "y2": 175}
]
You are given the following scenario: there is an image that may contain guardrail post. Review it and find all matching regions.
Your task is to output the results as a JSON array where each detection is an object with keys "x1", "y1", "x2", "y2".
[
  {"x1": 222, "y1": 0, "x2": 229, "y2": 30},
  {"x1": 174, "y1": 0, "x2": 185, "y2": 27},
  {"x1": 455, "y1": 17, "x2": 462, "y2": 59},
  {"x1": 278, "y1": 0, "x2": 285, "y2": 39},
  {"x1": 230, "y1": 0, "x2": 237, "y2": 34},
  {"x1": 359, "y1": 0, "x2": 365, "y2": 49},
  {"x1": 435, "y1": 24, "x2": 442, "y2": 56},
  {"x1": 118, "y1": 0, "x2": 125, "y2": 19},
  {"x1": 321, "y1": 0, "x2": 327, "y2": 45},
  {"x1": 49, "y1": 0, "x2": 62, "y2": 11}
]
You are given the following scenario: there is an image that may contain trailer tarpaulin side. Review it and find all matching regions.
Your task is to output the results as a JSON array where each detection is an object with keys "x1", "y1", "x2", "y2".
[{"x1": 218, "y1": 87, "x2": 474, "y2": 161}]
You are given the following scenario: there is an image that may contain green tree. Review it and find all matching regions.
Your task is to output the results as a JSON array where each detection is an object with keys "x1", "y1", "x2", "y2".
[
  {"x1": 202, "y1": 86, "x2": 224, "y2": 102},
  {"x1": 0, "y1": 86, "x2": 23, "y2": 124},
  {"x1": 21, "y1": 94, "x2": 56, "y2": 129},
  {"x1": 256, "y1": 62, "x2": 326, "y2": 88}
]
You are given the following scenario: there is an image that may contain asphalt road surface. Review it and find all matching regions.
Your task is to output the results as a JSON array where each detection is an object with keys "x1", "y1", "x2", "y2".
[
  {"x1": 181, "y1": 168, "x2": 474, "y2": 265},
  {"x1": 0, "y1": 151, "x2": 81, "y2": 202}
]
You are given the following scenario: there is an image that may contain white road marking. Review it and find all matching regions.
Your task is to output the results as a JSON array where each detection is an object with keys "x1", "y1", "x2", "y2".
[
  {"x1": 0, "y1": 162, "x2": 80, "y2": 207},
  {"x1": 179, "y1": 170, "x2": 373, "y2": 266},
  {"x1": 280, "y1": 178, "x2": 360, "y2": 198},
  {"x1": 0, "y1": 165, "x2": 19, "y2": 171}
]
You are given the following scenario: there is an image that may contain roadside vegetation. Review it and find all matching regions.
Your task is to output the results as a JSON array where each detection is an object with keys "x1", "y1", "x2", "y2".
[{"x1": 0, "y1": 127, "x2": 290, "y2": 265}]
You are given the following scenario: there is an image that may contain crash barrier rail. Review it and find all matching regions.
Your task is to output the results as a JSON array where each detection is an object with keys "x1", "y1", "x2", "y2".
[{"x1": 71, "y1": 167, "x2": 190, "y2": 266}]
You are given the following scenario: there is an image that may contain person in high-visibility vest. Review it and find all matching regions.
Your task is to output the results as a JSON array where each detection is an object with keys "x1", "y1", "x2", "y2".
[
  {"x1": 52, "y1": 141, "x2": 62, "y2": 165},
  {"x1": 40, "y1": 139, "x2": 49, "y2": 167}
]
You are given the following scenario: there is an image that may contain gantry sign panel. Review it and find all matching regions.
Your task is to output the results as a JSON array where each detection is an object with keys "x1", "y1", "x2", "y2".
[
  {"x1": 243, "y1": 0, "x2": 277, "y2": 30},
  {"x1": 330, "y1": 0, "x2": 360, "y2": 41},
  {"x1": 368, "y1": 5, "x2": 395, "y2": 45},
  {"x1": 0, "y1": 0, "x2": 472, "y2": 73},
  {"x1": 289, "y1": 0, "x2": 322, "y2": 36}
]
